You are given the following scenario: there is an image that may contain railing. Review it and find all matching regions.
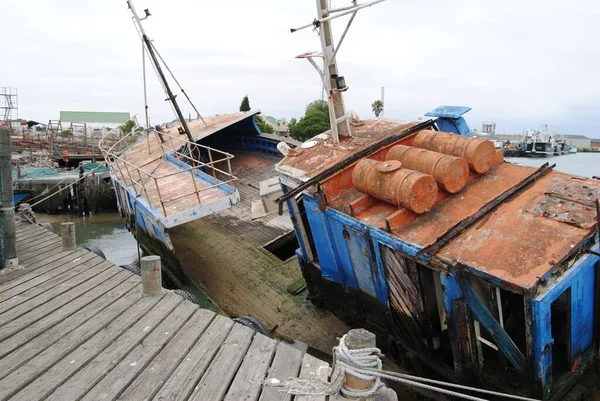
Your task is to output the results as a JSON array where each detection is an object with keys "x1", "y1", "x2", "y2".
[{"x1": 99, "y1": 128, "x2": 237, "y2": 217}]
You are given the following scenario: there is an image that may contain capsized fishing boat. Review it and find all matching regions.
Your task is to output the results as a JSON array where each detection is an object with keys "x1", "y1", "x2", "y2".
[{"x1": 101, "y1": 0, "x2": 351, "y2": 353}]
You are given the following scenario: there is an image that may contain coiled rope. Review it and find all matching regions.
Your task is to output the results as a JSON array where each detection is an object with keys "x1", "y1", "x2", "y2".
[{"x1": 262, "y1": 334, "x2": 540, "y2": 401}]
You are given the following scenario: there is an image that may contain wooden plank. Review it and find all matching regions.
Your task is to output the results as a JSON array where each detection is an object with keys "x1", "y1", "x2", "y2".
[
  {"x1": 0, "y1": 258, "x2": 111, "y2": 327},
  {"x1": 44, "y1": 293, "x2": 182, "y2": 401},
  {"x1": 224, "y1": 334, "x2": 277, "y2": 401},
  {"x1": 259, "y1": 342, "x2": 304, "y2": 401},
  {"x1": 9, "y1": 290, "x2": 164, "y2": 401},
  {"x1": 0, "y1": 280, "x2": 142, "y2": 400},
  {"x1": 0, "y1": 247, "x2": 81, "y2": 286},
  {"x1": 118, "y1": 308, "x2": 215, "y2": 401},
  {"x1": 0, "y1": 271, "x2": 137, "y2": 377},
  {"x1": 14, "y1": 223, "x2": 41, "y2": 237},
  {"x1": 79, "y1": 300, "x2": 197, "y2": 401},
  {"x1": 0, "y1": 264, "x2": 123, "y2": 341},
  {"x1": 152, "y1": 315, "x2": 234, "y2": 401},
  {"x1": 18, "y1": 239, "x2": 65, "y2": 262},
  {"x1": 294, "y1": 353, "x2": 330, "y2": 401},
  {"x1": 188, "y1": 324, "x2": 255, "y2": 401},
  {"x1": 0, "y1": 250, "x2": 96, "y2": 310},
  {"x1": 0, "y1": 248, "x2": 89, "y2": 295},
  {"x1": 14, "y1": 225, "x2": 48, "y2": 241},
  {"x1": 17, "y1": 234, "x2": 61, "y2": 254}
]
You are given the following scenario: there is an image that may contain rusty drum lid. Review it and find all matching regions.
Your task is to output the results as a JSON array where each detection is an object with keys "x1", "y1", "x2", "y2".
[{"x1": 376, "y1": 160, "x2": 402, "y2": 173}]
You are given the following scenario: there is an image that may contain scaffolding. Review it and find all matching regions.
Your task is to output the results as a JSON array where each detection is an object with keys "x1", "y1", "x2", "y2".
[{"x1": 0, "y1": 87, "x2": 18, "y2": 132}]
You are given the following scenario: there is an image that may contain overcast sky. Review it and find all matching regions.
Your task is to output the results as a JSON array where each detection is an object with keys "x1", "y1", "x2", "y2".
[{"x1": 2, "y1": 0, "x2": 599, "y2": 135}]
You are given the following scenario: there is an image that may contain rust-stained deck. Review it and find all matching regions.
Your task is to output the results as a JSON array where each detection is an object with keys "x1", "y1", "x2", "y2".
[
  {"x1": 277, "y1": 119, "x2": 600, "y2": 292},
  {"x1": 0, "y1": 223, "x2": 331, "y2": 401}
]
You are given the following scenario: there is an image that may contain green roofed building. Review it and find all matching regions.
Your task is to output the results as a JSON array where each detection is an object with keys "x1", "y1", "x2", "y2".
[{"x1": 59, "y1": 111, "x2": 131, "y2": 127}]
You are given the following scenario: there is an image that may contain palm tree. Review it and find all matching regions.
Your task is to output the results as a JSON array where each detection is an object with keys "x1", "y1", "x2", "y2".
[{"x1": 371, "y1": 100, "x2": 384, "y2": 118}]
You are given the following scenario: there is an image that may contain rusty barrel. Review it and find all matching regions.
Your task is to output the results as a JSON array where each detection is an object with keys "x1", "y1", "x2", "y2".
[
  {"x1": 494, "y1": 149, "x2": 504, "y2": 166},
  {"x1": 413, "y1": 130, "x2": 496, "y2": 174},
  {"x1": 352, "y1": 159, "x2": 438, "y2": 214},
  {"x1": 385, "y1": 145, "x2": 468, "y2": 193}
]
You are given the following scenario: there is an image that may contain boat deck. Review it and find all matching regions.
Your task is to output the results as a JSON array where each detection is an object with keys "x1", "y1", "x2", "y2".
[
  {"x1": 0, "y1": 223, "x2": 330, "y2": 401},
  {"x1": 170, "y1": 150, "x2": 351, "y2": 353}
]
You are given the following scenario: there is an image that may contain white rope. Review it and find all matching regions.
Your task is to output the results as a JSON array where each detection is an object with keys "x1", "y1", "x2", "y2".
[{"x1": 261, "y1": 334, "x2": 541, "y2": 401}]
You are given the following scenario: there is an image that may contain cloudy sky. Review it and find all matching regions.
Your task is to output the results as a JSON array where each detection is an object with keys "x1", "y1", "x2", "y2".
[{"x1": 2, "y1": 0, "x2": 599, "y2": 135}]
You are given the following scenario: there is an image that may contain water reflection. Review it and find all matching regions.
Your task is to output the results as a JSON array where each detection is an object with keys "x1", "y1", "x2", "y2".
[{"x1": 38, "y1": 212, "x2": 138, "y2": 266}]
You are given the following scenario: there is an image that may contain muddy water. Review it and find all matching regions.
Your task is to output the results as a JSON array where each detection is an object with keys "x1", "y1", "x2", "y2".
[{"x1": 37, "y1": 212, "x2": 138, "y2": 266}]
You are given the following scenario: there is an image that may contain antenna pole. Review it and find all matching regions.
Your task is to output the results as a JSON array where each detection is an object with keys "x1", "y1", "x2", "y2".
[
  {"x1": 127, "y1": 0, "x2": 194, "y2": 143},
  {"x1": 293, "y1": 0, "x2": 385, "y2": 144},
  {"x1": 317, "y1": 0, "x2": 351, "y2": 143}
]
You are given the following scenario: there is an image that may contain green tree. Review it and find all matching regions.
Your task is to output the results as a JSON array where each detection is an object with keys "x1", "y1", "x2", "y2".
[
  {"x1": 119, "y1": 119, "x2": 136, "y2": 134},
  {"x1": 290, "y1": 100, "x2": 330, "y2": 142},
  {"x1": 254, "y1": 115, "x2": 274, "y2": 133},
  {"x1": 371, "y1": 100, "x2": 384, "y2": 117},
  {"x1": 239, "y1": 95, "x2": 251, "y2": 112},
  {"x1": 288, "y1": 117, "x2": 297, "y2": 136}
]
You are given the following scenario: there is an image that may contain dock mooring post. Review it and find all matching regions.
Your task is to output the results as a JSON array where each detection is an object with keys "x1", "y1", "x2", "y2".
[
  {"x1": 0, "y1": 130, "x2": 18, "y2": 268},
  {"x1": 341, "y1": 328, "x2": 397, "y2": 401},
  {"x1": 60, "y1": 222, "x2": 76, "y2": 251},
  {"x1": 140, "y1": 255, "x2": 162, "y2": 296}
]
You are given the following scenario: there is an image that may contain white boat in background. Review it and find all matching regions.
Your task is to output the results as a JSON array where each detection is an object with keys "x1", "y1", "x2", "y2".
[{"x1": 570, "y1": 146, "x2": 578, "y2": 154}]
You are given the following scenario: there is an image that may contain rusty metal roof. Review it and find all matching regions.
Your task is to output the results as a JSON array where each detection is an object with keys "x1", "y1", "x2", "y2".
[
  {"x1": 163, "y1": 111, "x2": 260, "y2": 142},
  {"x1": 279, "y1": 120, "x2": 600, "y2": 292},
  {"x1": 276, "y1": 119, "x2": 421, "y2": 182}
]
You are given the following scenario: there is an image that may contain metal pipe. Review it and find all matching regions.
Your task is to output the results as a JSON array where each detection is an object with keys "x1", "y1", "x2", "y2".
[
  {"x1": 0, "y1": 130, "x2": 17, "y2": 267},
  {"x1": 330, "y1": 11, "x2": 357, "y2": 63},
  {"x1": 290, "y1": 0, "x2": 385, "y2": 32}
]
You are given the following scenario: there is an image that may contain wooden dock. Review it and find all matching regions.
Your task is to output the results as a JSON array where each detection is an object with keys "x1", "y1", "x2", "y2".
[{"x1": 0, "y1": 223, "x2": 330, "y2": 401}]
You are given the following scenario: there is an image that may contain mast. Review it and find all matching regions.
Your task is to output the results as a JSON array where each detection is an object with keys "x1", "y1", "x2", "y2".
[
  {"x1": 292, "y1": 0, "x2": 385, "y2": 144},
  {"x1": 127, "y1": 0, "x2": 194, "y2": 143}
]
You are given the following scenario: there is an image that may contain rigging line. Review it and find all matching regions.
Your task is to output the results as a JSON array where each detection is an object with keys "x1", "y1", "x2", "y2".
[
  {"x1": 130, "y1": 19, "x2": 178, "y2": 122},
  {"x1": 142, "y1": 41, "x2": 151, "y2": 154},
  {"x1": 148, "y1": 40, "x2": 208, "y2": 127}
]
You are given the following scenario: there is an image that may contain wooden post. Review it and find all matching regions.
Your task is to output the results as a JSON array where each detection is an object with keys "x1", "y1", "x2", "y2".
[
  {"x1": 140, "y1": 255, "x2": 162, "y2": 296},
  {"x1": 1, "y1": 130, "x2": 18, "y2": 268},
  {"x1": 344, "y1": 329, "x2": 377, "y2": 396},
  {"x1": 340, "y1": 329, "x2": 397, "y2": 401},
  {"x1": 61, "y1": 222, "x2": 76, "y2": 251}
]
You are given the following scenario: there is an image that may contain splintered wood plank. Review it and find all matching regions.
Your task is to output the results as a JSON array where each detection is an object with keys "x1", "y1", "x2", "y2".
[
  {"x1": 0, "y1": 281, "x2": 141, "y2": 400},
  {"x1": 117, "y1": 308, "x2": 215, "y2": 401},
  {"x1": 224, "y1": 334, "x2": 277, "y2": 401},
  {"x1": 188, "y1": 324, "x2": 255, "y2": 401},
  {"x1": 259, "y1": 342, "x2": 304, "y2": 401},
  {"x1": 9, "y1": 292, "x2": 164, "y2": 401},
  {"x1": 0, "y1": 263, "x2": 123, "y2": 341},
  {"x1": 152, "y1": 315, "x2": 234, "y2": 401},
  {"x1": 44, "y1": 292, "x2": 182, "y2": 401},
  {"x1": 0, "y1": 270, "x2": 135, "y2": 375},
  {"x1": 0, "y1": 247, "x2": 81, "y2": 286},
  {"x1": 0, "y1": 255, "x2": 109, "y2": 317},
  {"x1": 79, "y1": 300, "x2": 197, "y2": 401},
  {"x1": 294, "y1": 354, "x2": 330, "y2": 401},
  {"x1": 0, "y1": 250, "x2": 97, "y2": 311}
]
